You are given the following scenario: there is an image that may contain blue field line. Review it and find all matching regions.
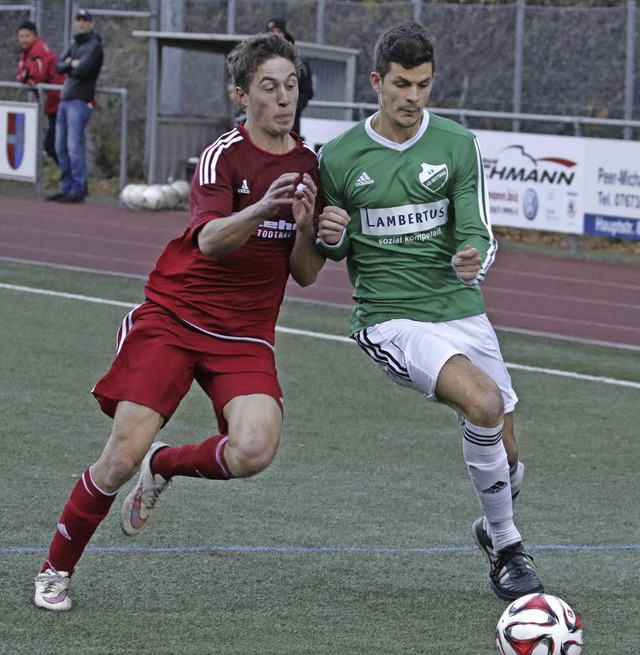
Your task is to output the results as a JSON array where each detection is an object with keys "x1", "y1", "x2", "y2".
[{"x1": 2, "y1": 543, "x2": 639, "y2": 555}]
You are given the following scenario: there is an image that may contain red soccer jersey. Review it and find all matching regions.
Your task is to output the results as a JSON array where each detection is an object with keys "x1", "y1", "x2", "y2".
[{"x1": 144, "y1": 125, "x2": 320, "y2": 347}]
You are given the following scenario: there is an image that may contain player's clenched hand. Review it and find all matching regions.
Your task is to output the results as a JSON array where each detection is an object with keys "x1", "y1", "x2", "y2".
[
  {"x1": 257, "y1": 172, "x2": 302, "y2": 218},
  {"x1": 318, "y1": 206, "x2": 350, "y2": 245},
  {"x1": 451, "y1": 244, "x2": 481, "y2": 284},
  {"x1": 291, "y1": 173, "x2": 318, "y2": 235}
]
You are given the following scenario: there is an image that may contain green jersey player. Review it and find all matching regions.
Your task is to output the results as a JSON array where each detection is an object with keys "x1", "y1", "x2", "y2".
[{"x1": 316, "y1": 22, "x2": 545, "y2": 602}]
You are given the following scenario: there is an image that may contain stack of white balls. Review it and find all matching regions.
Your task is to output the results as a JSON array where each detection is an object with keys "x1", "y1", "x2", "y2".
[{"x1": 119, "y1": 179, "x2": 190, "y2": 211}]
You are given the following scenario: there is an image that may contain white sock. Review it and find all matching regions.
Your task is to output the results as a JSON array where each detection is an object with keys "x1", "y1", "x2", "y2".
[
  {"x1": 510, "y1": 461, "x2": 525, "y2": 514},
  {"x1": 463, "y1": 421, "x2": 521, "y2": 550}
]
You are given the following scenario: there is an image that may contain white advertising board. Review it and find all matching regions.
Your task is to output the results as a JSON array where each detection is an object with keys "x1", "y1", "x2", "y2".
[
  {"x1": 583, "y1": 138, "x2": 640, "y2": 240},
  {"x1": 300, "y1": 117, "x2": 356, "y2": 152},
  {"x1": 0, "y1": 101, "x2": 38, "y2": 182},
  {"x1": 475, "y1": 130, "x2": 585, "y2": 235}
]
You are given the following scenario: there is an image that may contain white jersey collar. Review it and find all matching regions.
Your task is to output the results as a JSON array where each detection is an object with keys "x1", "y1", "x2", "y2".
[{"x1": 365, "y1": 110, "x2": 430, "y2": 151}]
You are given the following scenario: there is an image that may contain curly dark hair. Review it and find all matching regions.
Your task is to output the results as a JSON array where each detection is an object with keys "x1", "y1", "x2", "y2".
[{"x1": 373, "y1": 22, "x2": 436, "y2": 78}]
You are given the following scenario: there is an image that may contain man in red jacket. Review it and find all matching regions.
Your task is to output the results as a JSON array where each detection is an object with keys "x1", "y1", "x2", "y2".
[{"x1": 16, "y1": 20, "x2": 66, "y2": 165}]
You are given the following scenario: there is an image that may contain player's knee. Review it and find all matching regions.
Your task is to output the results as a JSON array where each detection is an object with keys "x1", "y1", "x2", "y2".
[
  {"x1": 227, "y1": 430, "x2": 279, "y2": 477},
  {"x1": 466, "y1": 388, "x2": 504, "y2": 427},
  {"x1": 93, "y1": 450, "x2": 140, "y2": 490}
]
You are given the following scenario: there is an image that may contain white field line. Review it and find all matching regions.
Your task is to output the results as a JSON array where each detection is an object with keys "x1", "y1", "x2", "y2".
[{"x1": 2, "y1": 282, "x2": 639, "y2": 390}]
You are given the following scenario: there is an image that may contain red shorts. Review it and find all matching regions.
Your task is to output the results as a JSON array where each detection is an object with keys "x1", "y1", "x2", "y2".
[{"x1": 92, "y1": 302, "x2": 283, "y2": 432}]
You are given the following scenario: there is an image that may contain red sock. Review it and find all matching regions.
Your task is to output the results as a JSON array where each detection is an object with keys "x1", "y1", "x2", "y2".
[
  {"x1": 43, "y1": 468, "x2": 116, "y2": 576},
  {"x1": 151, "y1": 435, "x2": 233, "y2": 480}
]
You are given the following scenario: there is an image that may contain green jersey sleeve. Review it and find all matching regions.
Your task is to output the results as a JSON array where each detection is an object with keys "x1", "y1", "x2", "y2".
[
  {"x1": 450, "y1": 136, "x2": 497, "y2": 282},
  {"x1": 316, "y1": 144, "x2": 350, "y2": 261}
]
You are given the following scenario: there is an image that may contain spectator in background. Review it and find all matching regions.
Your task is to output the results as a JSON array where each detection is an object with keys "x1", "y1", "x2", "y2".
[
  {"x1": 266, "y1": 16, "x2": 313, "y2": 136},
  {"x1": 46, "y1": 9, "x2": 103, "y2": 204},
  {"x1": 16, "y1": 20, "x2": 66, "y2": 165}
]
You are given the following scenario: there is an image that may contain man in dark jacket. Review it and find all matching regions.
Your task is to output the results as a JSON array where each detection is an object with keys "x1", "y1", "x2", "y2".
[
  {"x1": 46, "y1": 9, "x2": 103, "y2": 203},
  {"x1": 266, "y1": 17, "x2": 314, "y2": 136},
  {"x1": 16, "y1": 20, "x2": 66, "y2": 165}
]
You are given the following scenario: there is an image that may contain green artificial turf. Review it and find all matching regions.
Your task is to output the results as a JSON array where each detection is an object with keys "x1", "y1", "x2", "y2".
[{"x1": 1, "y1": 260, "x2": 638, "y2": 654}]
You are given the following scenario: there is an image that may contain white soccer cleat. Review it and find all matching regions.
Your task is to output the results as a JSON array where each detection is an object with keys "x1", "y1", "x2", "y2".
[
  {"x1": 34, "y1": 568, "x2": 71, "y2": 611},
  {"x1": 120, "y1": 441, "x2": 170, "y2": 536}
]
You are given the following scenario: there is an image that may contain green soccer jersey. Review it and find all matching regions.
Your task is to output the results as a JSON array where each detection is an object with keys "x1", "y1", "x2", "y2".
[{"x1": 317, "y1": 111, "x2": 497, "y2": 335}]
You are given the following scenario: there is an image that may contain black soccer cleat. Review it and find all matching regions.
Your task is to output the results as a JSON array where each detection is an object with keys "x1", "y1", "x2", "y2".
[{"x1": 473, "y1": 517, "x2": 545, "y2": 601}]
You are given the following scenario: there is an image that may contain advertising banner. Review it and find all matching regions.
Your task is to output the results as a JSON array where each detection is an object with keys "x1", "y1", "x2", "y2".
[
  {"x1": 583, "y1": 139, "x2": 640, "y2": 240},
  {"x1": 0, "y1": 101, "x2": 38, "y2": 182},
  {"x1": 475, "y1": 130, "x2": 585, "y2": 235}
]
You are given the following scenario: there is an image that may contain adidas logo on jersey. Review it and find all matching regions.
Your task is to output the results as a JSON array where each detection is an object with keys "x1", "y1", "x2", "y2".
[
  {"x1": 238, "y1": 179, "x2": 250, "y2": 194},
  {"x1": 355, "y1": 171, "x2": 375, "y2": 187}
]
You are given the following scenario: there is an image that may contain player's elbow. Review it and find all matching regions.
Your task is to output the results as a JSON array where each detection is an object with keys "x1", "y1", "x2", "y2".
[
  {"x1": 290, "y1": 253, "x2": 325, "y2": 287},
  {"x1": 291, "y1": 268, "x2": 318, "y2": 288},
  {"x1": 197, "y1": 231, "x2": 230, "y2": 259}
]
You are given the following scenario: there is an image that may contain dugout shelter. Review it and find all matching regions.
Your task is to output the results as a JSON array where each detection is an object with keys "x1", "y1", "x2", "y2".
[{"x1": 133, "y1": 30, "x2": 359, "y2": 183}]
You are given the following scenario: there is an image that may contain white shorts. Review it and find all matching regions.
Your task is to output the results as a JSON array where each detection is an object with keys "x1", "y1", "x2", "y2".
[{"x1": 353, "y1": 314, "x2": 518, "y2": 413}]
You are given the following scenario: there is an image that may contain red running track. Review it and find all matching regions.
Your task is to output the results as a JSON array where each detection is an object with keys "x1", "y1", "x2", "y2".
[{"x1": 1, "y1": 195, "x2": 638, "y2": 349}]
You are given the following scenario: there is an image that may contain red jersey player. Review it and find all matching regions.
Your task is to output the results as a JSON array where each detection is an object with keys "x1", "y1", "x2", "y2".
[{"x1": 34, "y1": 33, "x2": 326, "y2": 611}]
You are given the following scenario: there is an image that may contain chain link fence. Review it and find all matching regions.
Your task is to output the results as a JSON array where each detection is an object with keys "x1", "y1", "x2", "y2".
[{"x1": 0, "y1": 0, "x2": 637, "y2": 181}]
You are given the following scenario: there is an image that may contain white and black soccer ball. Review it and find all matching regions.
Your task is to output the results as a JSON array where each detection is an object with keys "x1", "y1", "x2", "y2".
[
  {"x1": 496, "y1": 593, "x2": 583, "y2": 655},
  {"x1": 171, "y1": 179, "x2": 190, "y2": 202},
  {"x1": 119, "y1": 183, "x2": 146, "y2": 209},
  {"x1": 160, "y1": 184, "x2": 180, "y2": 210},
  {"x1": 141, "y1": 184, "x2": 166, "y2": 211}
]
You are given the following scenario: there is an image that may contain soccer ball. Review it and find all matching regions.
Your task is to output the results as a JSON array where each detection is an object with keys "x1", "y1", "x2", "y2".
[
  {"x1": 160, "y1": 184, "x2": 180, "y2": 210},
  {"x1": 171, "y1": 179, "x2": 190, "y2": 201},
  {"x1": 142, "y1": 184, "x2": 166, "y2": 210},
  {"x1": 119, "y1": 183, "x2": 146, "y2": 209},
  {"x1": 496, "y1": 593, "x2": 583, "y2": 655}
]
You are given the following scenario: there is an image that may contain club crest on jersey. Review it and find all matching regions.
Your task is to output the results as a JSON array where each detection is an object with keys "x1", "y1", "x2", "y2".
[
  {"x1": 419, "y1": 162, "x2": 448, "y2": 193},
  {"x1": 238, "y1": 179, "x2": 250, "y2": 194}
]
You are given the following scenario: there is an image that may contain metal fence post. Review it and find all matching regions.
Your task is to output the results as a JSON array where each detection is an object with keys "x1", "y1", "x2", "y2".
[
  {"x1": 36, "y1": 88, "x2": 44, "y2": 196},
  {"x1": 317, "y1": 0, "x2": 325, "y2": 44},
  {"x1": 119, "y1": 87, "x2": 128, "y2": 191},
  {"x1": 623, "y1": 0, "x2": 636, "y2": 140},
  {"x1": 227, "y1": 0, "x2": 236, "y2": 34},
  {"x1": 413, "y1": 0, "x2": 421, "y2": 23},
  {"x1": 512, "y1": 0, "x2": 525, "y2": 133}
]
